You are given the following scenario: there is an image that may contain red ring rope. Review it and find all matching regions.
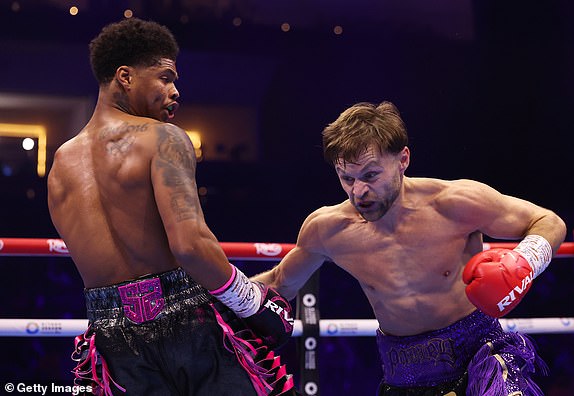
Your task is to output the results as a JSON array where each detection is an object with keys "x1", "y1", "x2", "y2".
[
  {"x1": 0, "y1": 238, "x2": 573, "y2": 259},
  {"x1": 0, "y1": 238, "x2": 296, "y2": 260}
]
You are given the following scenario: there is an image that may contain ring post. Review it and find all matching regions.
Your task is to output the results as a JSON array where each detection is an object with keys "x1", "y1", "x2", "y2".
[{"x1": 296, "y1": 270, "x2": 321, "y2": 396}]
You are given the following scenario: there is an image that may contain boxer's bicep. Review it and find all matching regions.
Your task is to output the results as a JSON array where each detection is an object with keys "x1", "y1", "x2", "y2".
[
  {"x1": 272, "y1": 246, "x2": 326, "y2": 300},
  {"x1": 272, "y1": 214, "x2": 328, "y2": 299}
]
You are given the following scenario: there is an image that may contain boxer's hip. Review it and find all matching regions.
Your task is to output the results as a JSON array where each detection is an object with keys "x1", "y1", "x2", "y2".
[
  {"x1": 377, "y1": 309, "x2": 500, "y2": 387},
  {"x1": 84, "y1": 267, "x2": 215, "y2": 325}
]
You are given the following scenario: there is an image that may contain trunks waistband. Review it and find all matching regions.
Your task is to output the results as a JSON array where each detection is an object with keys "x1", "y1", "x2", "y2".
[
  {"x1": 377, "y1": 310, "x2": 501, "y2": 387},
  {"x1": 84, "y1": 267, "x2": 214, "y2": 324}
]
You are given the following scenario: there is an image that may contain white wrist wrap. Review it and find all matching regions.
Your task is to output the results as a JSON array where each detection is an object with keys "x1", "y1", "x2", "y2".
[
  {"x1": 513, "y1": 235, "x2": 553, "y2": 279},
  {"x1": 210, "y1": 265, "x2": 262, "y2": 318}
]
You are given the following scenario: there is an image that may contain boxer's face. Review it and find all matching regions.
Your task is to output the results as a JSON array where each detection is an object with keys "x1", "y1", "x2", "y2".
[
  {"x1": 127, "y1": 58, "x2": 180, "y2": 122},
  {"x1": 335, "y1": 146, "x2": 409, "y2": 221}
]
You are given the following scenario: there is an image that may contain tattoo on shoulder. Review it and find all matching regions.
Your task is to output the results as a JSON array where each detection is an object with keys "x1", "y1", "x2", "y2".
[
  {"x1": 155, "y1": 124, "x2": 198, "y2": 222},
  {"x1": 157, "y1": 125, "x2": 196, "y2": 171},
  {"x1": 98, "y1": 122, "x2": 149, "y2": 141},
  {"x1": 106, "y1": 134, "x2": 135, "y2": 156},
  {"x1": 99, "y1": 122, "x2": 150, "y2": 156}
]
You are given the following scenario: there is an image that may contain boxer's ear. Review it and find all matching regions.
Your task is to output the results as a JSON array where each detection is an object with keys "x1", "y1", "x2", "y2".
[
  {"x1": 399, "y1": 146, "x2": 410, "y2": 173},
  {"x1": 115, "y1": 66, "x2": 132, "y2": 90}
]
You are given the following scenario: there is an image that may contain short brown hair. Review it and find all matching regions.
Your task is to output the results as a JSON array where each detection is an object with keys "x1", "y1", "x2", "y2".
[{"x1": 322, "y1": 101, "x2": 408, "y2": 166}]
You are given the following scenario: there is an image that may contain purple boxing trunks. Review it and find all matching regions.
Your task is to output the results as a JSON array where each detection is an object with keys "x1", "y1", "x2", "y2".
[{"x1": 376, "y1": 310, "x2": 547, "y2": 395}]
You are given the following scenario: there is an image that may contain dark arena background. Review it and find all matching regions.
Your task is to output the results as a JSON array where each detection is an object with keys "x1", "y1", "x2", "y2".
[{"x1": 1, "y1": 0, "x2": 574, "y2": 394}]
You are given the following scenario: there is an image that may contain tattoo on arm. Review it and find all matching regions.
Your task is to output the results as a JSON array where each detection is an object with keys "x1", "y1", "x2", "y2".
[{"x1": 155, "y1": 125, "x2": 199, "y2": 222}]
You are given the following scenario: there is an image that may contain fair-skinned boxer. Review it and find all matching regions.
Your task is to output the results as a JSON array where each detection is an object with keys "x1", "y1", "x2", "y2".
[
  {"x1": 253, "y1": 101, "x2": 566, "y2": 395},
  {"x1": 48, "y1": 18, "x2": 296, "y2": 396}
]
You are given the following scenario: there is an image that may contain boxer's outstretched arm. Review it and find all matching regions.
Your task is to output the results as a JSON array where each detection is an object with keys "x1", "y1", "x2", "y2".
[{"x1": 253, "y1": 211, "x2": 329, "y2": 300}]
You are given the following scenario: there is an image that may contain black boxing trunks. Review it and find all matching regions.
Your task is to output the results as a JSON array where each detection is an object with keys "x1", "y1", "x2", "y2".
[
  {"x1": 376, "y1": 310, "x2": 547, "y2": 396},
  {"x1": 72, "y1": 268, "x2": 295, "y2": 396}
]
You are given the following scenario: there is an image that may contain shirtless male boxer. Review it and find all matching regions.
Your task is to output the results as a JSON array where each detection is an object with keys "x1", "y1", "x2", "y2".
[
  {"x1": 253, "y1": 101, "x2": 567, "y2": 395},
  {"x1": 48, "y1": 18, "x2": 296, "y2": 395}
]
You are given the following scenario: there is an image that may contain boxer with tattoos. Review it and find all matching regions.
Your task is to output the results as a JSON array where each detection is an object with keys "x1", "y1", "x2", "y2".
[{"x1": 48, "y1": 18, "x2": 295, "y2": 396}]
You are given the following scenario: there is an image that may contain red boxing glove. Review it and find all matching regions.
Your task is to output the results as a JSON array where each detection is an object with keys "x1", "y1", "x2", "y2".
[{"x1": 462, "y1": 248, "x2": 534, "y2": 317}]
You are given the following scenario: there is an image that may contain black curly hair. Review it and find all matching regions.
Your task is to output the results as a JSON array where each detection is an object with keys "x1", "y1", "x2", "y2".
[{"x1": 89, "y1": 18, "x2": 179, "y2": 85}]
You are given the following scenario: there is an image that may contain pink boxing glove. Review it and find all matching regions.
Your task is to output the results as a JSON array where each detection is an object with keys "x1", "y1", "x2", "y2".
[
  {"x1": 462, "y1": 248, "x2": 534, "y2": 317},
  {"x1": 243, "y1": 282, "x2": 294, "y2": 348}
]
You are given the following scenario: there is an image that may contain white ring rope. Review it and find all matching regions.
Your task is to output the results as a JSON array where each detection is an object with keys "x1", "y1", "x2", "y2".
[{"x1": 1, "y1": 317, "x2": 573, "y2": 337}]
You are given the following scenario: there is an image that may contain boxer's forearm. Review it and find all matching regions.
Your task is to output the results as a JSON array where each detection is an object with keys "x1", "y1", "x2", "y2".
[
  {"x1": 251, "y1": 268, "x2": 298, "y2": 301},
  {"x1": 251, "y1": 269, "x2": 280, "y2": 290},
  {"x1": 524, "y1": 211, "x2": 566, "y2": 253}
]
